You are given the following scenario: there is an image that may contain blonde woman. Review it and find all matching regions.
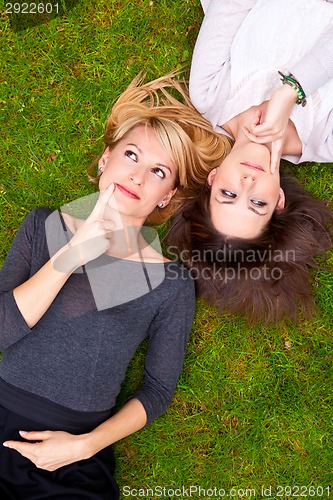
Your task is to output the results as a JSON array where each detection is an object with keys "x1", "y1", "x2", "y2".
[{"x1": 0, "y1": 74, "x2": 227, "y2": 499}]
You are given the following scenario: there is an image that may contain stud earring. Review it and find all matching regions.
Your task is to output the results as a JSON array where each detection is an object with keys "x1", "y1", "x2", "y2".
[
  {"x1": 158, "y1": 202, "x2": 164, "y2": 208},
  {"x1": 98, "y1": 166, "x2": 104, "y2": 173}
]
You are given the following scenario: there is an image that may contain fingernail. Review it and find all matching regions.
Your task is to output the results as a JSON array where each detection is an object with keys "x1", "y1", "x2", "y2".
[
  {"x1": 108, "y1": 183, "x2": 115, "y2": 190},
  {"x1": 3, "y1": 442, "x2": 8, "y2": 447},
  {"x1": 19, "y1": 430, "x2": 27, "y2": 436}
]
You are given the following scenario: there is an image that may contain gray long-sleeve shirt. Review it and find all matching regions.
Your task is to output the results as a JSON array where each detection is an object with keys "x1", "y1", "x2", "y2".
[{"x1": 0, "y1": 208, "x2": 195, "y2": 425}]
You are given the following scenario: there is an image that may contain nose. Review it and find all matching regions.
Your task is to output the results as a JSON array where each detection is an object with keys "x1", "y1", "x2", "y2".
[
  {"x1": 242, "y1": 174, "x2": 256, "y2": 183},
  {"x1": 129, "y1": 171, "x2": 144, "y2": 186}
]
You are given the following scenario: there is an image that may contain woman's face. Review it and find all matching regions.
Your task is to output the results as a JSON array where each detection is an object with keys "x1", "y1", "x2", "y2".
[
  {"x1": 208, "y1": 142, "x2": 285, "y2": 238},
  {"x1": 98, "y1": 125, "x2": 177, "y2": 224}
]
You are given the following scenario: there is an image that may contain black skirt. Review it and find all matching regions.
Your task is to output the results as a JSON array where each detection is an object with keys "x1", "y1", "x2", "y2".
[{"x1": 0, "y1": 404, "x2": 119, "y2": 500}]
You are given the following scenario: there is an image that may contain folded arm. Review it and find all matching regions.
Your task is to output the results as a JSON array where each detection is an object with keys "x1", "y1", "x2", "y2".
[
  {"x1": 190, "y1": 0, "x2": 258, "y2": 121},
  {"x1": 243, "y1": 24, "x2": 333, "y2": 171},
  {"x1": 3, "y1": 398, "x2": 147, "y2": 471},
  {"x1": 3, "y1": 270, "x2": 196, "y2": 471},
  {"x1": 0, "y1": 188, "x2": 115, "y2": 349}
]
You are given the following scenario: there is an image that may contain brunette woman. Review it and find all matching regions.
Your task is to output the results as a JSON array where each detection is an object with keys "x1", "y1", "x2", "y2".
[{"x1": 168, "y1": 0, "x2": 333, "y2": 322}]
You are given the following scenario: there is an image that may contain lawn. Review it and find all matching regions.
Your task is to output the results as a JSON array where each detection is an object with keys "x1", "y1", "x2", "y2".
[{"x1": 1, "y1": 0, "x2": 333, "y2": 498}]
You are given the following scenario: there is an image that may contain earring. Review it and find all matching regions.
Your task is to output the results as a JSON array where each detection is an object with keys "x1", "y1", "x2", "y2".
[
  {"x1": 158, "y1": 202, "x2": 164, "y2": 208},
  {"x1": 98, "y1": 166, "x2": 104, "y2": 173}
]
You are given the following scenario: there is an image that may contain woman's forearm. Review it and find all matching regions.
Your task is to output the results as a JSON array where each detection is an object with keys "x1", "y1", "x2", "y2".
[
  {"x1": 290, "y1": 27, "x2": 333, "y2": 97},
  {"x1": 2, "y1": 398, "x2": 148, "y2": 471},
  {"x1": 84, "y1": 399, "x2": 147, "y2": 457},
  {"x1": 12, "y1": 188, "x2": 117, "y2": 329},
  {"x1": 13, "y1": 244, "x2": 75, "y2": 329},
  {"x1": 190, "y1": 0, "x2": 257, "y2": 122}
]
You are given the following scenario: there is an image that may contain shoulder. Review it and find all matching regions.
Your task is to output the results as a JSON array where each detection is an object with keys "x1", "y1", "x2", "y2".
[
  {"x1": 146, "y1": 260, "x2": 195, "y2": 305},
  {"x1": 146, "y1": 262, "x2": 195, "y2": 332},
  {"x1": 23, "y1": 207, "x2": 54, "y2": 225},
  {"x1": 164, "y1": 260, "x2": 194, "y2": 284},
  {"x1": 17, "y1": 207, "x2": 54, "y2": 237},
  {"x1": 162, "y1": 261, "x2": 195, "y2": 302}
]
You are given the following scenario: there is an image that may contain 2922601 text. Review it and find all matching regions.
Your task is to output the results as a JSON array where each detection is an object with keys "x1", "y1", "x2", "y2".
[{"x1": 5, "y1": 3, "x2": 59, "y2": 14}]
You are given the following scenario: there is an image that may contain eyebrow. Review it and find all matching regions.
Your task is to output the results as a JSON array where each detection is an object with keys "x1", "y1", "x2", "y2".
[
  {"x1": 215, "y1": 200, "x2": 267, "y2": 217},
  {"x1": 127, "y1": 143, "x2": 172, "y2": 174}
]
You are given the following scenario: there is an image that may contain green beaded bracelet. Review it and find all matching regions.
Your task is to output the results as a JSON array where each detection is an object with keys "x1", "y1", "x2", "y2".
[{"x1": 278, "y1": 70, "x2": 307, "y2": 107}]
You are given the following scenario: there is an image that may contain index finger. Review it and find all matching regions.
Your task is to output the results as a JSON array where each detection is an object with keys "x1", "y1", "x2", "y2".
[
  {"x1": 88, "y1": 183, "x2": 115, "y2": 220},
  {"x1": 3, "y1": 439, "x2": 34, "y2": 451},
  {"x1": 270, "y1": 158, "x2": 277, "y2": 174},
  {"x1": 270, "y1": 140, "x2": 283, "y2": 174}
]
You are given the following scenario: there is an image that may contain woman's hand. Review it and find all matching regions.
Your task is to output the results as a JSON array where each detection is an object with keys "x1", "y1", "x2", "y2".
[
  {"x1": 241, "y1": 85, "x2": 298, "y2": 173},
  {"x1": 53, "y1": 184, "x2": 116, "y2": 272},
  {"x1": 3, "y1": 430, "x2": 92, "y2": 471},
  {"x1": 12, "y1": 184, "x2": 117, "y2": 328},
  {"x1": 2, "y1": 399, "x2": 147, "y2": 471}
]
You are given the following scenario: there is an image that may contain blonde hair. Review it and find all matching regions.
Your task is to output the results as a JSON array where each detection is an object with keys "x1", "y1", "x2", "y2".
[{"x1": 89, "y1": 72, "x2": 232, "y2": 224}]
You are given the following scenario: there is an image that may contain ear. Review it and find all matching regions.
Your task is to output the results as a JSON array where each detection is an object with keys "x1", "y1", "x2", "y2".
[
  {"x1": 98, "y1": 148, "x2": 110, "y2": 171},
  {"x1": 207, "y1": 168, "x2": 217, "y2": 186},
  {"x1": 275, "y1": 188, "x2": 285, "y2": 213},
  {"x1": 160, "y1": 188, "x2": 178, "y2": 207}
]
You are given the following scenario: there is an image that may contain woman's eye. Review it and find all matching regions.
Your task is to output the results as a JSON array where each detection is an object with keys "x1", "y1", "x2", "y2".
[
  {"x1": 152, "y1": 167, "x2": 165, "y2": 179},
  {"x1": 251, "y1": 199, "x2": 267, "y2": 207},
  {"x1": 125, "y1": 150, "x2": 138, "y2": 162},
  {"x1": 221, "y1": 189, "x2": 236, "y2": 198}
]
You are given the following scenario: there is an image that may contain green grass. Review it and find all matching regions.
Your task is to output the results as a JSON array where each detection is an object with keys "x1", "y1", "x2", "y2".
[{"x1": 1, "y1": 1, "x2": 333, "y2": 498}]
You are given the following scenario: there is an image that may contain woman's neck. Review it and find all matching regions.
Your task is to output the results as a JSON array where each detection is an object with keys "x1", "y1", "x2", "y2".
[{"x1": 61, "y1": 211, "x2": 169, "y2": 263}]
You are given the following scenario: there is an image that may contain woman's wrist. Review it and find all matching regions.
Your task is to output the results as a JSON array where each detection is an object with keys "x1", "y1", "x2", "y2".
[
  {"x1": 76, "y1": 432, "x2": 99, "y2": 460},
  {"x1": 51, "y1": 243, "x2": 82, "y2": 274},
  {"x1": 79, "y1": 430, "x2": 109, "y2": 458},
  {"x1": 277, "y1": 83, "x2": 299, "y2": 105},
  {"x1": 278, "y1": 71, "x2": 307, "y2": 107}
]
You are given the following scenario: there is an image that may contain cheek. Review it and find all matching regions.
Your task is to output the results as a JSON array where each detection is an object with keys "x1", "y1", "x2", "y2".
[
  {"x1": 268, "y1": 184, "x2": 281, "y2": 200},
  {"x1": 150, "y1": 176, "x2": 174, "y2": 196},
  {"x1": 261, "y1": 176, "x2": 280, "y2": 196},
  {"x1": 98, "y1": 173, "x2": 110, "y2": 192},
  {"x1": 99, "y1": 162, "x2": 119, "y2": 187}
]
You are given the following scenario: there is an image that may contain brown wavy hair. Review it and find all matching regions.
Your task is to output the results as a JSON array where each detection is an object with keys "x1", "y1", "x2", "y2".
[
  {"x1": 88, "y1": 72, "x2": 232, "y2": 225},
  {"x1": 167, "y1": 167, "x2": 333, "y2": 323}
]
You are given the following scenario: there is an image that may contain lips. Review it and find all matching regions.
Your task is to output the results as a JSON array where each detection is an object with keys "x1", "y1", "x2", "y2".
[
  {"x1": 240, "y1": 162, "x2": 264, "y2": 172},
  {"x1": 115, "y1": 183, "x2": 140, "y2": 200}
]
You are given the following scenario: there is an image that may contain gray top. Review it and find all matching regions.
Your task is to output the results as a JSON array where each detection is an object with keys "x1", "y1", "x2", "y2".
[{"x1": 0, "y1": 208, "x2": 195, "y2": 425}]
